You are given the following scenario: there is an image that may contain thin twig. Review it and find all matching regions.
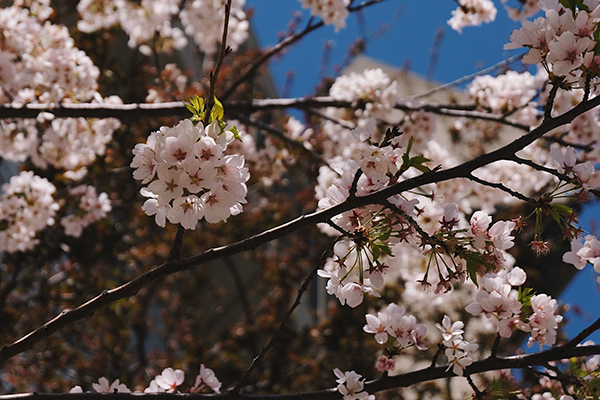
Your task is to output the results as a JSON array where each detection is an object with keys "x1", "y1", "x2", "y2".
[
  {"x1": 325, "y1": 220, "x2": 352, "y2": 236},
  {"x1": 2, "y1": 345, "x2": 600, "y2": 399},
  {"x1": 169, "y1": 225, "x2": 185, "y2": 260},
  {"x1": 410, "y1": 53, "x2": 525, "y2": 100},
  {"x1": 0, "y1": 97, "x2": 532, "y2": 132},
  {"x1": 467, "y1": 173, "x2": 539, "y2": 205},
  {"x1": 490, "y1": 334, "x2": 501, "y2": 358},
  {"x1": 510, "y1": 154, "x2": 573, "y2": 183},
  {"x1": 205, "y1": 0, "x2": 233, "y2": 123},
  {"x1": 230, "y1": 241, "x2": 335, "y2": 394},
  {"x1": 220, "y1": 0, "x2": 386, "y2": 100},
  {"x1": 349, "y1": 169, "x2": 363, "y2": 200},
  {"x1": 564, "y1": 316, "x2": 600, "y2": 349},
  {"x1": 305, "y1": 107, "x2": 356, "y2": 130},
  {"x1": 234, "y1": 114, "x2": 330, "y2": 167},
  {"x1": 544, "y1": 78, "x2": 564, "y2": 121},
  {"x1": 465, "y1": 375, "x2": 483, "y2": 399}
]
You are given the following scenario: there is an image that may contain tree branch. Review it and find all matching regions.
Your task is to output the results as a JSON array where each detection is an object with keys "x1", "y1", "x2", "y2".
[
  {"x1": 205, "y1": 0, "x2": 232, "y2": 121},
  {"x1": 230, "y1": 241, "x2": 334, "y2": 394},
  {"x1": 2, "y1": 93, "x2": 599, "y2": 368},
  {"x1": 1, "y1": 344, "x2": 599, "y2": 399},
  {"x1": 234, "y1": 114, "x2": 330, "y2": 167},
  {"x1": 0, "y1": 97, "x2": 532, "y2": 132},
  {"x1": 466, "y1": 172, "x2": 539, "y2": 205},
  {"x1": 412, "y1": 53, "x2": 525, "y2": 100},
  {"x1": 220, "y1": 0, "x2": 386, "y2": 100}
]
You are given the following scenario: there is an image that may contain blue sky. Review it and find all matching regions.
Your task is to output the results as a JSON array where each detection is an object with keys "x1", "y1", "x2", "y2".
[{"x1": 245, "y1": 0, "x2": 600, "y2": 344}]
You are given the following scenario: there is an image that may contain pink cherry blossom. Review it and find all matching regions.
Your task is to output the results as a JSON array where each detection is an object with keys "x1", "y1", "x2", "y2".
[
  {"x1": 191, "y1": 365, "x2": 221, "y2": 394},
  {"x1": 547, "y1": 31, "x2": 592, "y2": 76},
  {"x1": 92, "y1": 377, "x2": 131, "y2": 393},
  {"x1": 154, "y1": 367, "x2": 185, "y2": 392}
]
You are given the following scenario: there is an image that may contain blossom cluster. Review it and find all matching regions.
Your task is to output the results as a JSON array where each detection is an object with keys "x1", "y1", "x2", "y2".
[
  {"x1": 180, "y1": 0, "x2": 249, "y2": 56},
  {"x1": 333, "y1": 369, "x2": 375, "y2": 400},
  {"x1": 563, "y1": 234, "x2": 600, "y2": 279},
  {"x1": 448, "y1": 0, "x2": 497, "y2": 33},
  {"x1": 70, "y1": 366, "x2": 221, "y2": 394},
  {"x1": 60, "y1": 185, "x2": 112, "y2": 237},
  {"x1": 436, "y1": 315, "x2": 479, "y2": 376},
  {"x1": 299, "y1": 0, "x2": 350, "y2": 32},
  {"x1": 501, "y1": 0, "x2": 540, "y2": 20},
  {"x1": 363, "y1": 304, "x2": 427, "y2": 372},
  {"x1": 317, "y1": 238, "x2": 383, "y2": 308},
  {"x1": 468, "y1": 210, "x2": 517, "y2": 270},
  {"x1": 551, "y1": 146, "x2": 595, "y2": 187},
  {"x1": 77, "y1": 0, "x2": 249, "y2": 56},
  {"x1": 0, "y1": 5, "x2": 121, "y2": 176},
  {"x1": 0, "y1": 171, "x2": 59, "y2": 253},
  {"x1": 468, "y1": 70, "x2": 545, "y2": 125},
  {"x1": 329, "y1": 68, "x2": 400, "y2": 121},
  {"x1": 465, "y1": 267, "x2": 563, "y2": 349},
  {"x1": 505, "y1": 0, "x2": 600, "y2": 80},
  {"x1": 131, "y1": 118, "x2": 249, "y2": 229}
]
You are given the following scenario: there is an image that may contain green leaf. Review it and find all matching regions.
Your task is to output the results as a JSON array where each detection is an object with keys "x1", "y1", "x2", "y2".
[
  {"x1": 464, "y1": 251, "x2": 484, "y2": 287},
  {"x1": 518, "y1": 286, "x2": 535, "y2": 307},
  {"x1": 210, "y1": 96, "x2": 224, "y2": 122},
  {"x1": 375, "y1": 241, "x2": 392, "y2": 256},
  {"x1": 409, "y1": 156, "x2": 432, "y2": 173},
  {"x1": 409, "y1": 156, "x2": 431, "y2": 165},
  {"x1": 185, "y1": 95, "x2": 206, "y2": 119},
  {"x1": 228, "y1": 125, "x2": 243, "y2": 141},
  {"x1": 372, "y1": 244, "x2": 381, "y2": 261},
  {"x1": 413, "y1": 164, "x2": 431, "y2": 173},
  {"x1": 586, "y1": 376, "x2": 600, "y2": 389},
  {"x1": 576, "y1": 0, "x2": 589, "y2": 11},
  {"x1": 185, "y1": 102, "x2": 196, "y2": 115},
  {"x1": 550, "y1": 203, "x2": 573, "y2": 227},
  {"x1": 378, "y1": 226, "x2": 392, "y2": 241}
]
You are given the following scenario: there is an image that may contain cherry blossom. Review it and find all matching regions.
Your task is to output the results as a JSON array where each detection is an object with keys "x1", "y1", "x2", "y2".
[
  {"x1": 191, "y1": 365, "x2": 222, "y2": 394},
  {"x1": 333, "y1": 369, "x2": 375, "y2": 400},
  {"x1": 547, "y1": 31, "x2": 592, "y2": 76},
  {"x1": 300, "y1": 0, "x2": 350, "y2": 32},
  {"x1": 448, "y1": 0, "x2": 497, "y2": 33},
  {"x1": 520, "y1": 294, "x2": 563, "y2": 348},
  {"x1": 131, "y1": 118, "x2": 249, "y2": 228},
  {"x1": 0, "y1": 171, "x2": 59, "y2": 253},
  {"x1": 154, "y1": 367, "x2": 185, "y2": 392},
  {"x1": 60, "y1": 185, "x2": 112, "y2": 237},
  {"x1": 563, "y1": 234, "x2": 600, "y2": 277},
  {"x1": 180, "y1": 0, "x2": 249, "y2": 56},
  {"x1": 436, "y1": 315, "x2": 465, "y2": 341},
  {"x1": 91, "y1": 377, "x2": 131, "y2": 393}
]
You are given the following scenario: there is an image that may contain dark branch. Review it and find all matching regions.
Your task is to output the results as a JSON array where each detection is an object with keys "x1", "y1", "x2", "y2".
[
  {"x1": 1, "y1": 345, "x2": 599, "y2": 399},
  {"x1": 467, "y1": 172, "x2": 538, "y2": 205},
  {"x1": 230, "y1": 241, "x2": 333, "y2": 394},
  {"x1": 0, "y1": 97, "x2": 533, "y2": 132},
  {"x1": 2, "y1": 93, "x2": 599, "y2": 367},
  {"x1": 205, "y1": 0, "x2": 232, "y2": 123}
]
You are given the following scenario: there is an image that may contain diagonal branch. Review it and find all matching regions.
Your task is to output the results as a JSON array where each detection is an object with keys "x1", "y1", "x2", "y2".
[
  {"x1": 466, "y1": 172, "x2": 539, "y2": 205},
  {"x1": 1, "y1": 92, "x2": 599, "y2": 368}
]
